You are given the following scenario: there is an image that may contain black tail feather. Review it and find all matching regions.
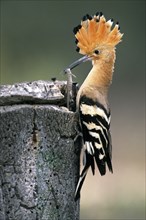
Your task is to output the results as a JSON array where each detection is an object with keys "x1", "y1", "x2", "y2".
[
  {"x1": 74, "y1": 165, "x2": 89, "y2": 201},
  {"x1": 94, "y1": 148, "x2": 106, "y2": 175},
  {"x1": 75, "y1": 150, "x2": 95, "y2": 201},
  {"x1": 106, "y1": 154, "x2": 113, "y2": 173}
]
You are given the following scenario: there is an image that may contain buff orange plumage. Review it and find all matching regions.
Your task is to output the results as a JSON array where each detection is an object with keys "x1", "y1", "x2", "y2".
[{"x1": 74, "y1": 12, "x2": 123, "y2": 56}]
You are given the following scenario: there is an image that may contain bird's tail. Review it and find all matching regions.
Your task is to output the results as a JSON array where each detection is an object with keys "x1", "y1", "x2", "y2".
[
  {"x1": 74, "y1": 141, "x2": 113, "y2": 201},
  {"x1": 74, "y1": 149, "x2": 95, "y2": 201}
]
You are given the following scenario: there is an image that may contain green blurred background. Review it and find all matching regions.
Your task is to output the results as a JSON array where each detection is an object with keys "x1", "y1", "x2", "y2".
[{"x1": 0, "y1": 0, "x2": 145, "y2": 219}]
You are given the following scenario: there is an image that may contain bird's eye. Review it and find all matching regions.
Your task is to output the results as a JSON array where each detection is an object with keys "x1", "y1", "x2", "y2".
[{"x1": 94, "y1": 50, "x2": 100, "y2": 55}]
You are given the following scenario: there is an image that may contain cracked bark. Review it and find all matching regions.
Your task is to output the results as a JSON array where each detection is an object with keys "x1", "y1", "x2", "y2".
[{"x1": 0, "y1": 81, "x2": 81, "y2": 220}]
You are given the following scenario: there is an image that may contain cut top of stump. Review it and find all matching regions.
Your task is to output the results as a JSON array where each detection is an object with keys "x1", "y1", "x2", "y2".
[{"x1": 0, "y1": 80, "x2": 68, "y2": 106}]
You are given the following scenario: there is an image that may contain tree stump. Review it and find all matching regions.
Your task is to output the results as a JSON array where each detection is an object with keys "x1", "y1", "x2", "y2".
[{"x1": 0, "y1": 80, "x2": 80, "y2": 220}]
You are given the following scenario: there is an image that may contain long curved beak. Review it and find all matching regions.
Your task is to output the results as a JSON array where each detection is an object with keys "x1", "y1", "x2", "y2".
[{"x1": 64, "y1": 55, "x2": 91, "y2": 73}]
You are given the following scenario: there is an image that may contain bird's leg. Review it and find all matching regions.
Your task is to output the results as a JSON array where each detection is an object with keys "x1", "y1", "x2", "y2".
[{"x1": 64, "y1": 68, "x2": 75, "y2": 110}]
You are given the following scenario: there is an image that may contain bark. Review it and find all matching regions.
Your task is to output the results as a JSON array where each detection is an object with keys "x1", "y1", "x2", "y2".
[{"x1": 0, "y1": 81, "x2": 80, "y2": 220}]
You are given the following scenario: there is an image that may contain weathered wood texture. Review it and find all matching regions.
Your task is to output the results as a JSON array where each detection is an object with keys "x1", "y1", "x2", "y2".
[{"x1": 0, "y1": 81, "x2": 80, "y2": 220}]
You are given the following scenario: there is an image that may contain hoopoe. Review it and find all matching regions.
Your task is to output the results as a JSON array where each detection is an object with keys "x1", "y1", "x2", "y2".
[{"x1": 65, "y1": 12, "x2": 123, "y2": 201}]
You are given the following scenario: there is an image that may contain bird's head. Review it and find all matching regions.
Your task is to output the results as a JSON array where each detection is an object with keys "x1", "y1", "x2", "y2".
[{"x1": 66, "y1": 12, "x2": 123, "y2": 70}]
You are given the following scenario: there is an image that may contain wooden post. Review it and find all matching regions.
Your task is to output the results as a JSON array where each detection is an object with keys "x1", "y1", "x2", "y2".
[{"x1": 0, "y1": 81, "x2": 80, "y2": 220}]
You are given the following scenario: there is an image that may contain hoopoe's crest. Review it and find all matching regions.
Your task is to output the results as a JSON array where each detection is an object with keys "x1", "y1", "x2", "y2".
[{"x1": 73, "y1": 12, "x2": 123, "y2": 56}]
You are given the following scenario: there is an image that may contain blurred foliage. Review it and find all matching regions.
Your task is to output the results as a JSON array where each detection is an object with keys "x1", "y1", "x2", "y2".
[{"x1": 0, "y1": 0, "x2": 145, "y2": 219}]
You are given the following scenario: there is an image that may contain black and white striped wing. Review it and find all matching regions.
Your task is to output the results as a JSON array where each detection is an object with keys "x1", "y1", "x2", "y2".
[{"x1": 75, "y1": 96, "x2": 113, "y2": 201}]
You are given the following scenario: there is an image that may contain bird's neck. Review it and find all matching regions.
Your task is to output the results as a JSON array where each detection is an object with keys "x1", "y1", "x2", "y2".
[
  {"x1": 76, "y1": 51, "x2": 116, "y2": 108},
  {"x1": 88, "y1": 53, "x2": 116, "y2": 90}
]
